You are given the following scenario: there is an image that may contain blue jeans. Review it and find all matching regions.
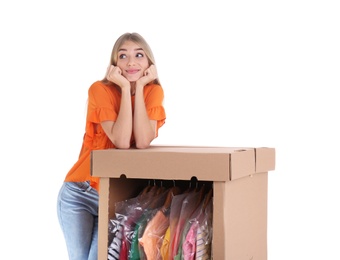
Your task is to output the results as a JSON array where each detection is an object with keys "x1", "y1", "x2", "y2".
[{"x1": 57, "y1": 181, "x2": 99, "y2": 260}]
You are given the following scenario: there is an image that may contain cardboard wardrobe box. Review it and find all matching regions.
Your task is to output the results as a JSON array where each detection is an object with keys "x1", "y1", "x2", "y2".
[{"x1": 91, "y1": 145, "x2": 276, "y2": 260}]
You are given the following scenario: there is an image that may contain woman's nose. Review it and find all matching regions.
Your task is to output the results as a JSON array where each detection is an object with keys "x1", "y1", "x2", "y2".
[{"x1": 127, "y1": 57, "x2": 136, "y2": 66}]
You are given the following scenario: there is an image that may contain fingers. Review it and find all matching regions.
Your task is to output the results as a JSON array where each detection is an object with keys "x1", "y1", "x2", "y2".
[
  {"x1": 144, "y1": 65, "x2": 157, "y2": 79},
  {"x1": 106, "y1": 65, "x2": 115, "y2": 81},
  {"x1": 107, "y1": 66, "x2": 122, "y2": 79}
]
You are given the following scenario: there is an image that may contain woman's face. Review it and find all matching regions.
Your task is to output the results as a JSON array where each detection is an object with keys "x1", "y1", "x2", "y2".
[{"x1": 116, "y1": 40, "x2": 150, "y2": 82}]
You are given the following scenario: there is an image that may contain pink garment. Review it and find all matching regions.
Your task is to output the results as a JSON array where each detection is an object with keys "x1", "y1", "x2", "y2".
[
  {"x1": 171, "y1": 191, "x2": 201, "y2": 258},
  {"x1": 182, "y1": 222, "x2": 198, "y2": 260}
]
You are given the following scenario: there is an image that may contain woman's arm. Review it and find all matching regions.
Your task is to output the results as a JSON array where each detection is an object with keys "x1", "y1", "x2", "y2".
[
  {"x1": 101, "y1": 87, "x2": 133, "y2": 149},
  {"x1": 133, "y1": 86, "x2": 157, "y2": 149},
  {"x1": 133, "y1": 65, "x2": 159, "y2": 148},
  {"x1": 101, "y1": 66, "x2": 133, "y2": 149}
]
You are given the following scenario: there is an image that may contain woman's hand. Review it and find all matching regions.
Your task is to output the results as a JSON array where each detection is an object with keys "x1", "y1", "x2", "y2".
[
  {"x1": 106, "y1": 65, "x2": 130, "y2": 90},
  {"x1": 136, "y1": 65, "x2": 158, "y2": 87}
]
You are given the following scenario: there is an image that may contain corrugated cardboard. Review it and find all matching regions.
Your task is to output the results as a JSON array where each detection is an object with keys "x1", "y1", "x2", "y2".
[{"x1": 91, "y1": 145, "x2": 275, "y2": 260}]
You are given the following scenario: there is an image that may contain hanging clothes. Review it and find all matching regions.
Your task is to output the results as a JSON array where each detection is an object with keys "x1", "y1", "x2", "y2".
[
  {"x1": 108, "y1": 186, "x2": 162, "y2": 259},
  {"x1": 160, "y1": 226, "x2": 171, "y2": 259},
  {"x1": 138, "y1": 186, "x2": 181, "y2": 260},
  {"x1": 172, "y1": 187, "x2": 205, "y2": 259},
  {"x1": 181, "y1": 189, "x2": 213, "y2": 260},
  {"x1": 108, "y1": 182, "x2": 213, "y2": 260},
  {"x1": 195, "y1": 199, "x2": 213, "y2": 260},
  {"x1": 129, "y1": 208, "x2": 156, "y2": 260},
  {"x1": 139, "y1": 209, "x2": 169, "y2": 259}
]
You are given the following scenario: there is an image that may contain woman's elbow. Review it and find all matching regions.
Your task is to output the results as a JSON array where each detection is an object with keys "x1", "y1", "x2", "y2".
[
  {"x1": 134, "y1": 134, "x2": 156, "y2": 149},
  {"x1": 135, "y1": 138, "x2": 153, "y2": 149},
  {"x1": 135, "y1": 142, "x2": 150, "y2": 149},
  {"x1": 114, "y1": 140, "x2": 131, "y2": 149}
]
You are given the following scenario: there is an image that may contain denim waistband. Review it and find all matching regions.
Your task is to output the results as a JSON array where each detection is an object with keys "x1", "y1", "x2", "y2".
[{"x1": 74, "y1": 181, "x2": 92, "y2": 192}]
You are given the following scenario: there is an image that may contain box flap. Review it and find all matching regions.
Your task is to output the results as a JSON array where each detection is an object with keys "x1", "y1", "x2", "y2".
[
  {"x1": 255, "y1": 147, "x2": 276, "y2": 173},
  {"x1": 230, "y1": 149, "x2": 255, "y2": 180},
  {"x1": 91, "y1": 146, "x2": 275, "y2": 182}
]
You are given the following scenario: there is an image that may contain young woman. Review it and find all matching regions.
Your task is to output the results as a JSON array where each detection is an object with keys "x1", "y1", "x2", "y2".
[{"x1": 57, "y1": 32, "x2": 166, "y2": 260}]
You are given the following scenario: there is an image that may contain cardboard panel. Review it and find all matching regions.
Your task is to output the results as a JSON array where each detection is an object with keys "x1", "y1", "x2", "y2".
[
  {"x1": 212, "y1": 181, "x2": 227, "y2": 259},
  {"x1": 224, "y1": 173, "x2": 268, "y2": 259},
  {"x1": 92, "y1": 146, "x2": 275, "y2": 182},
  {"x1": 92, "y1": 148, "x2": 231, "y2": 181},
  {"x1": 97, "y1": 178, "x2": 109, "y2": 260}
]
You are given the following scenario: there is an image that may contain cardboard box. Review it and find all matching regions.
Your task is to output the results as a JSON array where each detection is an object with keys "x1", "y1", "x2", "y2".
[{"x1": 91, "y1": 145, "x2": 275, "y2": 260}]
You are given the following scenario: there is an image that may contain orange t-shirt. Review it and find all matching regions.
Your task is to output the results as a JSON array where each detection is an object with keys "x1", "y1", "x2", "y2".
[{"x1": 64, "y1": 80, "x2": 166, "y2": 191}]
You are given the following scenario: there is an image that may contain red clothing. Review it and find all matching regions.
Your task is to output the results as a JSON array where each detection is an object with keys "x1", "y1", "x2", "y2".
[{"x1": 64, "y1": 80, "x2": 166, "y2": 191}]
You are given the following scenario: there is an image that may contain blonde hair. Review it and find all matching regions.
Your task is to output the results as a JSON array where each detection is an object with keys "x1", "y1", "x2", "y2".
[{"x1": 103, "y1": 32, "x2": 160, "y2": 85}]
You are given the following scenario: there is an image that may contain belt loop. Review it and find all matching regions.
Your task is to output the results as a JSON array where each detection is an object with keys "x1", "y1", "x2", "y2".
[{"x1": 86, "y1": 181, "x2": 92, "y2": 192}]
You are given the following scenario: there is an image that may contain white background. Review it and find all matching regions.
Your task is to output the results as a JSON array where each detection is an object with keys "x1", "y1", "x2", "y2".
[{"x1": 1, "y1": 0, "x2": 339, "y2": 259}]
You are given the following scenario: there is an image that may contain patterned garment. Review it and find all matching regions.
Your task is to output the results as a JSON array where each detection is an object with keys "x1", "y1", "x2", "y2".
[
  {"x1": 195, "y1": 226, "x2": 209, "y2": 260},
  {"x1": 108, "y1": 219, "x2": 124, "y2": 260}
]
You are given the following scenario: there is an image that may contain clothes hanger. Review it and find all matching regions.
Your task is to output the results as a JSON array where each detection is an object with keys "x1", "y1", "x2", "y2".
[{"x1": 162, "y1": 184, "x2": 181, "y2": 211}]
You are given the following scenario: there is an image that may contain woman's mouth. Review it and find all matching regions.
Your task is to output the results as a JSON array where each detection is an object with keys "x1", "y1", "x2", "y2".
[{"x1": 126, "y1": 69, "x2": 140, "y2": 74}]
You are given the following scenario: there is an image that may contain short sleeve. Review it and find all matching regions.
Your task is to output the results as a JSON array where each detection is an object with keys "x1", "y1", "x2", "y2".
[
  {"x1": 145, "y1": 84, "x2": 166, "y2": 130},
  {"x1": 86, "y1": 81, "x2": 119, "y2": 123}
]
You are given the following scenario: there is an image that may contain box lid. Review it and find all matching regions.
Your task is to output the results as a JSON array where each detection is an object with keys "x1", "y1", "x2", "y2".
[{"x1": 91, "y1": 146, "x2": 275, "y2": 181}]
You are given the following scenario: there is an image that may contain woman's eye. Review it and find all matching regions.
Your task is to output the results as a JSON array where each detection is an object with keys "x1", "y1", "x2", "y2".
[
  {"x1": 136, "y1": 53, "x2": 144, "y2": 58},
  {"x1": 119, "y1": 54, "x2": 127, "y2": 59}
]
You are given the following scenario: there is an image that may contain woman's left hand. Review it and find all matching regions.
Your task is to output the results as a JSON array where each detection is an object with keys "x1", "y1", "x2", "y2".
[{"x1": 136, "y1": 65, "x2": 158, "y2": 87}]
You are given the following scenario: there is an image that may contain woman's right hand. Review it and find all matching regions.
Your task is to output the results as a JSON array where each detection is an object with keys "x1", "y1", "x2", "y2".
[{"x1": 106, "y1": 65, "x2": 130, "y2": 90}]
